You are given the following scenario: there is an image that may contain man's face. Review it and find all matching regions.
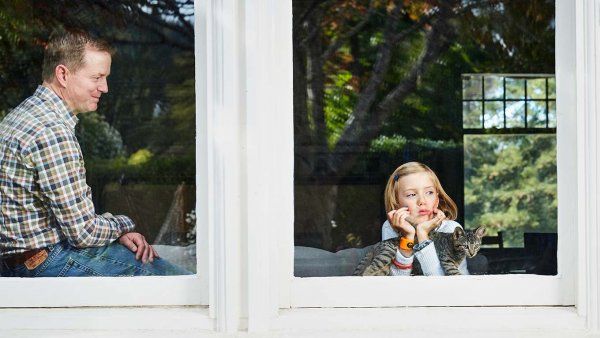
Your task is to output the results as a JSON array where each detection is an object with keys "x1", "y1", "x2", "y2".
[{"x1": 63, "y1": 47, "x2": 111, "y2": 114}]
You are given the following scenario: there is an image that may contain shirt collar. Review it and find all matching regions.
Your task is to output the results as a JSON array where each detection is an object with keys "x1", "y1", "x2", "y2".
[{"x1": 33, "y1": 85, "x2": 79, "y2": 131}]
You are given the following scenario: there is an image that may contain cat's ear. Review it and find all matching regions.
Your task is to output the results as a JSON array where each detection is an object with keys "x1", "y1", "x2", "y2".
[
  {"x1": 453, "y1": 226, "x2": 465, "y2": 240},
  {"x1": 475, "y1": 225, "x2": 486, "y2": 238}
]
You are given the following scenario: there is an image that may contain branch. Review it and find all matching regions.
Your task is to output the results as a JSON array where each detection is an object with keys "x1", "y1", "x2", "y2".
[
  {"x1": 320, "y1": 0, "x2": 377, "y2": 61},
  {"x1": 329, "y1": 4, "x2": 404, "y2": 157},
  {"x1": 330, "y1": 6, "x2": 456, "y2": 175},
  {"x1": 293, "y1": 0, "x2": 324, "y2": 34}
]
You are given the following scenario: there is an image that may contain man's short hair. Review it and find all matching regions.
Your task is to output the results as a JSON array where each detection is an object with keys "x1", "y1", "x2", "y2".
[{"x1": 42, "y1": 30, "x2": 114, "y2": 81}]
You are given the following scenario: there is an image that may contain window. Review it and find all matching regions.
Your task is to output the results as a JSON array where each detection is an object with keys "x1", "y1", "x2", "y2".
[
  {"x1": 287, "y1": 0, "x2": 573, "y2": 308},
  {"x1": 0, "y1": 0, "x2": 207, "y2": 307}
]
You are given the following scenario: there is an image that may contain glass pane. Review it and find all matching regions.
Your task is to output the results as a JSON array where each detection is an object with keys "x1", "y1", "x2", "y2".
[
  {"x1": 548, "y1": 77, "x2": 556, "y2": 99},
  {"x1": 505, "y1": 101, "x2": 525, "y2": 128},
  {"x1": 505, "y1": 77, "x2": 525, "y2": 99},
  {"x1": 484, "y1": 101, "x2": 504, "y2": 128},
  {"x1": 463, "y1": 102, "x2": 483, "y2": 128},
  {"x1": 527, "y1": 101, "x2": 547, "y2": 128},
  {"x1": 292, "y1": 0, "x2": 556, "y2": 278},
  {"x1": 464, "y1": 134, "x2": 557, "y2": 274},
  {"x1": 548, "y1": 101, "x2": 557, "y2": 128},
  {"x1": 463, "y1": 75, "x2": 483, "y2": 99},
  {"x1": 484, "y1": 76, "x2": 504, "y2": 99},
  {"x1": 0, "y1": 2, "x2": 197, "y2": 277},
  {"x1": 527, "y1": 78, "x2": 547, "y2": 99}
]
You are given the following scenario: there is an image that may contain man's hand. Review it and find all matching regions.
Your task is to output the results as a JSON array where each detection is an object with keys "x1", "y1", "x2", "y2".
[{"x1": 118, "y1": 232, "x2": 160, "y2": 263}]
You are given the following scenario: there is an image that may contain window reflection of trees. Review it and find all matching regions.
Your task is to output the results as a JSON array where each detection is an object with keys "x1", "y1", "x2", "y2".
[
  {"x1": 293, "y1": 0, "x2": 556, "y2": 276},
  {"x1": 0, "y1": 1, "x2": 197, "y2": 271}
]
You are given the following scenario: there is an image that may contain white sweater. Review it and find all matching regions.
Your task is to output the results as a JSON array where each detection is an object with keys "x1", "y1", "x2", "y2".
[{"x1": 381, "y1": 220, "x2": 469, "y2": 276}]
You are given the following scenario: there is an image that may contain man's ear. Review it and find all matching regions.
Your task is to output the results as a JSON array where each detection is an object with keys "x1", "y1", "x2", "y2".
[{"x1": 55, "y1": 64, "x2": 69, "y2": 87}]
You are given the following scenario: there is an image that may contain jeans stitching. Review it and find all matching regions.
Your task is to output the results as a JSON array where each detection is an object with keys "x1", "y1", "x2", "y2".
[
  {"x1": 75, "y1": 246, "x2": 156, "y2": 276},
  {"x1": 61, "y1": 259, "x2": 105, "y2": 277}
]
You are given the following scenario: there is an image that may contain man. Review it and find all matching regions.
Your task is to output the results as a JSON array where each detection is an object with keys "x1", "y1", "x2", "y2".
[{"x1": 0, "y1": 30, "x2": 190, "y2": 277}]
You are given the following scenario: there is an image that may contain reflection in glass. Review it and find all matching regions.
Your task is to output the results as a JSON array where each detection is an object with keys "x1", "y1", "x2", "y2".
[
  {"x1": 463, "y1": 75, "x2": 482, "y2": 99},
  {"x1": 527, "y1": 101, "x2": 547, "y2": 128},
  {"x1": 463, "y1": 102, "x2": 482, "y2": 128},
  {"x1": 505, "y1": 101, "x2": 525, "y2": 128},
  {"x1": 548, "y1": 101, "x2": 556, "y2": 128},
  {"x1": 548, "y1": 77, "x2": 556, "y2": 99},
  {"x1": 0, "y1": 1, "x2": 197, "y2": 277},
  {"x1": 484, "y1": 101, "x2": 503, "y2": 128},
  {"x1": 527, "y1": 78, "x2": 546, "y2": 99},
  {"x1": 505, "y1": 77, "x2": 525, "y2": 99},
  {"x1": 484, "y1": 76, "x2": 503, "y2": 99},
  {"x1": 464, "y1": 134, "x2": 557, "y2": 274}
]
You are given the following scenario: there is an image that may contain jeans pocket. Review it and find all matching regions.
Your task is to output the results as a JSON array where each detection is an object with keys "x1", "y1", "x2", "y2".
[{"x1": 57, "y1": 258, "x2": 105, "y2": 277}]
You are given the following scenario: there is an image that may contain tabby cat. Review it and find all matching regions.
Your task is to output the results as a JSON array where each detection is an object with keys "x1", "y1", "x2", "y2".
[{"x1": 353, "y1": 224, "x2": 486, "y2": 276}]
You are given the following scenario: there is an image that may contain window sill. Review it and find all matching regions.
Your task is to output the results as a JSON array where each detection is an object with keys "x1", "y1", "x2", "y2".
[
  {"x1": 0, "y1": 306, "x2": 213, "y2": 332},
  {"x1": 274, "y1": 306, "x2": 586, "y2": 335}
]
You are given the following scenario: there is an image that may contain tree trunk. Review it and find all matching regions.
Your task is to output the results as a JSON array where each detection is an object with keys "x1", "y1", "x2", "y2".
[{"x1": 294, "y1": 184, "x2": 338, "y2": 251}]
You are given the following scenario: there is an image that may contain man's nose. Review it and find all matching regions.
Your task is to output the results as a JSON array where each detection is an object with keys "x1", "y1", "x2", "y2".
[{"x1": 98, "y1": 78, "x2": 108, "y2": 93}]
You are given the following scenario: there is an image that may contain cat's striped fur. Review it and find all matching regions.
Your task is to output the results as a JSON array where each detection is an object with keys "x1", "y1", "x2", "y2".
[{"x1": 353, "y1": 225, "x2": 486, "y2": 276}]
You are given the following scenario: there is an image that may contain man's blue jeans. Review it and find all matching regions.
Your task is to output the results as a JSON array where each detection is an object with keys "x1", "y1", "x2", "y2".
[{"x1": 0, "y1": 241, "x2": 192, "y2": 277}]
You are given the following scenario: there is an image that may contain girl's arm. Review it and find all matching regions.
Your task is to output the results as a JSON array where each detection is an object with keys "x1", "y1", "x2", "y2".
[
  {"x1": 382, "y1": 221, "x2": 414, "y2": 276},
  {"x1": 414, "y1": 243, "x2": 444, "y2": 276}
]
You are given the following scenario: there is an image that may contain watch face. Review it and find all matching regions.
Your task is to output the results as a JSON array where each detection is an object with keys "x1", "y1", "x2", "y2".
[{"x1": 407, "y1": 242, "x2": 414, "y2": 249}]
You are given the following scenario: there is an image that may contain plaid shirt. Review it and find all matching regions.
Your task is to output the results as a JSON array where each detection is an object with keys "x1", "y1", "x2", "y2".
[{"x1": 0, "y1": 85, "x2": 135, "y2": 257}]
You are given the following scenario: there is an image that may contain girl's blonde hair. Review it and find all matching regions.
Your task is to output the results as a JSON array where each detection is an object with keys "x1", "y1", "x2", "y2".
[{"x1": 384, "y1": 162, "x2": 458, "y2": 220}]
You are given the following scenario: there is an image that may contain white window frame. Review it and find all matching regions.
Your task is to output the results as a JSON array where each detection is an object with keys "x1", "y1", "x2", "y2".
[
  {"x1": 278, "y1": 0, "x2": 575, "y2": 308},
  {"x1": 239, "y1": 0, "x2": 600, "y2": 333},
  {"x1": 0, "y1": 0, "x2": 210, "y2": 312}
]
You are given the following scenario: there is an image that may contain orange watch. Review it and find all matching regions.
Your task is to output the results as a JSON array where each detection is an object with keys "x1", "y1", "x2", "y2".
[{"x1": 399, "y1": 237, "x2": 415, "y2": 251}]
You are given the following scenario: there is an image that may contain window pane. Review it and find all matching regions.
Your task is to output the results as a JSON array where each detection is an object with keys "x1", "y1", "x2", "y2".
[
  {"x1": 548, "y1": 78, "x2": 556, "y2": 99},
  {"x1": 548, "y1": 101, "x2": 557, "y2": 128},
  {"x1": 484, "y1": 76, "x2": 504, "y2": 99},
  {"x1": 464, "y1": 134, "x2": 557, "y2": 274},
  {"x1": 505, "y1": 77, "x2": 525, "y2": 99},
  {"x1": 0, "y1": 2, "x2": 196, "y2": 277},
  {"x1": 527, "y1": 101, "x2": 547, "y2": 128},
  {"x1": 463, "y1": 102, "x2": 483, "y2": 128},
  {"x1": 505, "y1": 101, "x2": 525, "y2": 128},
  {"x1": 484, "y1": 101, "x2": 504, "y2": 128},
  {"x1": 463, "y1": 75, "x2": 483, "y2": 99},
  {"x1": 527, "y1": 78, "x2": 547, "y2": 99},
  {"x1": 292, "y1": 0, "x2": 555, "y2": 278}
]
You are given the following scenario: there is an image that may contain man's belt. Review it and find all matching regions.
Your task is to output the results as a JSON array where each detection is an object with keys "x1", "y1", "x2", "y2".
[{"x1": 3, "y1": 248, "x2": 49, "y2": 269}]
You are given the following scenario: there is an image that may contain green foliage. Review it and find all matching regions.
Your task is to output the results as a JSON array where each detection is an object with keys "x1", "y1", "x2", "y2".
[
  {"x1": 370, "y1": 134, "x2": 459, "y2": 153},
  {"x1": 127, "y1": 148, "x2": 153, "y2": 166},
  {"x1": 76, "y1": 112, "x2": 125, "y2": 159},
  {"x1": 86, "y1": 155, "x2": 195, "y2": 186},
  {"x1": 324, "y1": 70, "x2": 356, "y2": 148},
  {"x1": 464, "y1": 135, "x2": 557, "y2": 247}
]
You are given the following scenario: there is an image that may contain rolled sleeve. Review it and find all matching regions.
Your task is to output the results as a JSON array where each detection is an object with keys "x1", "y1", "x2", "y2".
[{"x1": 28, "y1": 125, "x2": 134, "y2": 247}]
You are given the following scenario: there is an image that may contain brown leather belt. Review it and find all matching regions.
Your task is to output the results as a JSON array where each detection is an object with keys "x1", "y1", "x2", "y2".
[{"x1": 4, "y1": 248, "x2": 48, "y2": 268}]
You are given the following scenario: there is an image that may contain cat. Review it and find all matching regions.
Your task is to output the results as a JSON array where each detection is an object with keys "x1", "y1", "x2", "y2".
[
  {"x1": 353, "y1": 222, "x2": 486, "y2": 276},
  {"x1": 412, "y1": 225, "x2": 486, "y2": 276}
]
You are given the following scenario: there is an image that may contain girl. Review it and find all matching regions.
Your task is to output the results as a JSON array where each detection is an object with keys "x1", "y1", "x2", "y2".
[{"x1": 382, "y1": 161, "x2": 468, "y2": 276}]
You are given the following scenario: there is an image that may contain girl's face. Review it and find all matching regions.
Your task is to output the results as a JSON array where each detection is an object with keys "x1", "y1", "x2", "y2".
[{"x1": 396, "y1": 172, "x2": 440, "y2": 223}]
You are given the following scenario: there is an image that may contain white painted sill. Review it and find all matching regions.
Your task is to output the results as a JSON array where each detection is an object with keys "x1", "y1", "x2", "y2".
[
  {"x1": 0, "y1": 306, "x2": 213, "y2": 332},
  {"x1": 274, "y1": 306, "x2": 587, "y2": 335}
]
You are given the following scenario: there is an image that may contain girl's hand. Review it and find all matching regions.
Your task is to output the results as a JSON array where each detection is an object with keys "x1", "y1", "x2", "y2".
[
  {"x1": 415, "y1": 208, "x2": 446, "y2": 242},
  {"x1": 387, "y1": 207, "x2": 416, "y2": 240}
]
